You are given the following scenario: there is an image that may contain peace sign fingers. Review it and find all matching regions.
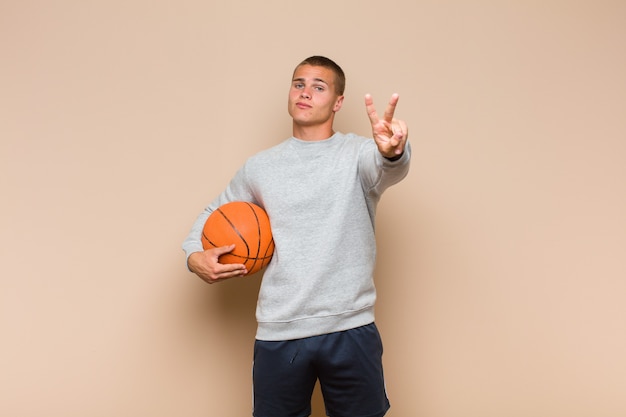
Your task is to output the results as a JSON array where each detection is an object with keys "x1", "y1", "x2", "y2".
[
  {"x1": 365, "y1": 93, "x2": 399, "y2": 125},
  {"x1": 364, "y1": 93, "x2": 408, "y2": 158}
]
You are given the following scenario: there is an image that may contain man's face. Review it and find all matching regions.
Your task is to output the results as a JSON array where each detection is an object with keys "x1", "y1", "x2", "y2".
[{"x1": 287, "y1": 64, "x2": 344, "y2": 128}]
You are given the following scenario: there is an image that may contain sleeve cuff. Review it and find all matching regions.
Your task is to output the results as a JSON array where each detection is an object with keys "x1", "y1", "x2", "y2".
[{"x1": 383, "y1": 152, "x2": 404, "y2": 162}]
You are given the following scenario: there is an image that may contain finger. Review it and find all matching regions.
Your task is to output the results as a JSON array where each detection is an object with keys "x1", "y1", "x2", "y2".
[
  {"x1": 391, "y1": 119, "x2": 407, "y2": 139},
  {"x1": 213, "y1": 263, "x2": 247, "y2": 281},
  {"x1": 383, "y1": 93, "x2": 399, "y2": 124},
  {"x1": 391, "y1": 120, "x2": 408, "y2": 154},
  {"x1": 214, "y1": 244, "x2": 236, "y2": 256},
  {"x1": 364, "y1": 94, "x2": 380, "y2": 126},
  {"x1": 212, "y1": 245, "x2": 247, "y2": 271}
]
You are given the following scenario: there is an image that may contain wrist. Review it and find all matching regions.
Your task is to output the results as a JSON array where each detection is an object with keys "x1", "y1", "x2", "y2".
[
  {"x1": 384, "y1": 152, "x2": 404, "y2": 161},
  {"x1": 187, "y1": 251, "x2": 202, "y2": 272}
]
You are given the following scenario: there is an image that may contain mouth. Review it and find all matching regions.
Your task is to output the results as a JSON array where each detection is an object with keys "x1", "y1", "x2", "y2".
[{"x1": 296, "y1": 102, "x2": 312, "y2": 109}]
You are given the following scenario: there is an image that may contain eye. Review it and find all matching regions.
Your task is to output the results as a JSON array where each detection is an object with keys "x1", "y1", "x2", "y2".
[
  {"x1": 314, "y1": 86, "x2": 325, "y2": 92},
  {"x1": 294, "y1": 82, "x2": 304, "y2": 89}
]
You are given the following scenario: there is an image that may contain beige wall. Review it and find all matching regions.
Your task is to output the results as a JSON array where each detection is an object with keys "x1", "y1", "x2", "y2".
[{"x1": 2, "y1": 1, "x2": 625, "y2": 416}]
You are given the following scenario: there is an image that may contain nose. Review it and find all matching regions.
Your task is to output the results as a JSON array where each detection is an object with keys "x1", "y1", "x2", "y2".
[{"x1": 300, "y1": 88, "x2": 311, "y2": 99}]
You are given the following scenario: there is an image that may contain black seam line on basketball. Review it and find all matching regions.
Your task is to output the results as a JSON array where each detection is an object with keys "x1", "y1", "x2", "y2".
[
  {"x1": 244, "y1": 202, "x2": 264, "y2": 272},
  {"x1": 202, "y1": 229, "x2": 229, "y2": 250},
  {"x1": 216, "y1": 207, "x2": 251, "y2": 258},
  {"x1": 218, "y1": 254, "x2": 273, "y2": 261},
  {"x1": 262, "y1": 238, "x2": 275, "y2": 266},
  {"x1": 202, "y1": 232, "x2": 217, "y2": 248},
  {"x1": 202, "y1": 235, "x2": 272, "y2": 261},
  {"x1": 202, "y1": 232, "x2": 225, "y2": 249},
  {"x1": 215, "y1": 203, "x2": 266, "y2": 271}
]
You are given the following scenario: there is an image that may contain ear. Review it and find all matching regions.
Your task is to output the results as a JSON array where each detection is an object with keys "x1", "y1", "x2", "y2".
[{"x1": 333, "y1": 95, "x2": 345, "y2": 112}]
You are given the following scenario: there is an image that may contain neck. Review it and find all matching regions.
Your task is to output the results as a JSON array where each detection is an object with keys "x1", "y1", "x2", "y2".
[{"x1": 292, "y1": 122, "x2": 335, "y2": 142}]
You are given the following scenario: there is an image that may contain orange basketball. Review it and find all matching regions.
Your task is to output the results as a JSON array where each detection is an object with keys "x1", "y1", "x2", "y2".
[{"x1": 201, "y1": 201, "x2": 274, "y2": 275}]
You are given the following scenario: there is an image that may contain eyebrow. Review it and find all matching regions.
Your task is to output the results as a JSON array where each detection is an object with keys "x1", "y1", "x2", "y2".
[{"x1": 293, "y1": 77, "x2": 329, "y2": 86}]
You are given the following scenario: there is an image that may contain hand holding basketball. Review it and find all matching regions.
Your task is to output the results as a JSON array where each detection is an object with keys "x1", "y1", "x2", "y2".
[
  {"x1": 200, "y1": 201, "x2": 274, "y2": 280},
  {"x1": 187, "y1": 245, "x2": 248, "y2": 284},
  {"x1": 365, "y1": 93, "x2": 408, "y2": 158}
]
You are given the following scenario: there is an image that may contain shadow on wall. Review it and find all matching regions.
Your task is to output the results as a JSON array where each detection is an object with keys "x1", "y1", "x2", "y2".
[
  {"x1": 226, "y1": 274, "x2": 328, "y2": 416},
  {"x1": 194, "y1": 272, "x2": 262, "y2": 336},
  {"x1": 179, "y1": 266, "x2": 326, "y2": 417}
]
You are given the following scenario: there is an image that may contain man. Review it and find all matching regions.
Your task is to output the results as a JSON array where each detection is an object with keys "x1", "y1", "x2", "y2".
[{"x1": 183, "y1": 56, "x2": 410, "y2": 417}]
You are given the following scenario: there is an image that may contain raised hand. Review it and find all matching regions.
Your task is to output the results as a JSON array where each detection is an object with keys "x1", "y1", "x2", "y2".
[{"x1": 365, "y1": 93, "x2": 408, "y2": 158}]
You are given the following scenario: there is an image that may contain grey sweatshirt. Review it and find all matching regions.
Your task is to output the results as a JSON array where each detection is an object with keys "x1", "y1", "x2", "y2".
[{"x1": 182, "y1": 132, "x2": 411, "y2": 341}]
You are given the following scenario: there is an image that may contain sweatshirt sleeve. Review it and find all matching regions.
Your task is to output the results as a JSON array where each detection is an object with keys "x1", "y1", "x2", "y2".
[
  {"x1": 181, "y1": 163, "x2": 257, "y2": 263},
  {"x1": 358, "y1": 139, "x2": 411, "y2": 198}
]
